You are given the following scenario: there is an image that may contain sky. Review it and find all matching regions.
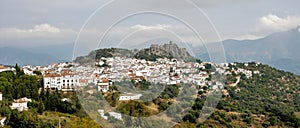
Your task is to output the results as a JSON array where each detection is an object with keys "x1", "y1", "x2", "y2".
[{"x1": 1, "y1": 0, "x2": 300, "y2": 56}]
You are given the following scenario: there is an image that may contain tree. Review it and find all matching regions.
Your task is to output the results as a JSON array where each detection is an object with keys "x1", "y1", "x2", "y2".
[
  {"x1": 37, "y1": 99, "x2": 45, "y2": 115},
  {"x1": 195, "y1": 59, "x2": 202, "y2": 63},
  {"x1": 15, "y1": 63, "x2": 24, "y2": 77},
  {"x1": 183, "y1": 113, "x2": 196, "y2": 123},
  {"x1": 8, "y1": 110, "x2": 20, "y2": 127},
  {"x1": 269, "y1": 116, "x2": 277, "y2": 125},
  {"x1": 33, "y1": 70, "x2": 42, "y2": 75}
]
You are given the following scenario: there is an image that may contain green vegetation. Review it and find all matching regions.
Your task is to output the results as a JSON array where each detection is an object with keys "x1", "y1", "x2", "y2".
[
  {"x1": 75, "y1": 43, "x2": 197, "y2": 63},
  {"x1": 33, "y1": 70, "x2": 42, "y2": 75},
  {"x1": 0, "y1": 64, "x2": 99, "y2": 127},
  {"x1": 174, "y1": 62, "x2": 300, "y2": 128},
  {"x1": 185, "y1": 63, "x2": 300, "y2": 127},
  {"x1": 133, "y1": 48, "x2": 173, "y2": 61},
  {"x1": 105, "y1": 83, "x2": 180, "y2": 117},
  {"x1": 133, "y1": 79, "x2": 151, "y2": 90},
  {"x1": 1, "y1": 62, "x2": 300, "y2": 127},
  {"x1": 96, "y1": 48, "x2": 114, "y2": 58},
  {"x1": 0, "y1": 64, "x2": 40, "y2": 101}
]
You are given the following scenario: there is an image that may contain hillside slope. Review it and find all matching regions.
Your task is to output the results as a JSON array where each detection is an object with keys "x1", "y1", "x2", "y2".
[
  {"x1": 74, "y1": 42, "x2": 195, "y2": 64},
  {"x1": 194, "y1": 27, "x2": 300, "y2": 74}
]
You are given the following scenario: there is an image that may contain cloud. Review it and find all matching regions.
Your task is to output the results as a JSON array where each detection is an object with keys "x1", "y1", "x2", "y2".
[
  {"x1": 17, "y1": 24, "x2": 61, "y2": 33},
  {"x1": 226, "y1": 34, "x2": 264, "y2": 41},
  {"x1": 74, "y1": 23, "x2": 206, "y2": 56},
  {"x1": 259, "y1": 14, "x2": 300, "y2": 31},
  {"x1": 0, "y1": 23, "x2": 75, "y2": 38},
  {"x1": 132, "y1": 0, "x2": 252, "y2": 9},
  {"x1": 0, "y1": 23, "x2": 77, "y2": 47},
  {"x1": 99, "y1": 24, "x2": 203, "y2": 47},
  {"x1": 130, "y1": 24, "x2": 172, "y2": 30}
]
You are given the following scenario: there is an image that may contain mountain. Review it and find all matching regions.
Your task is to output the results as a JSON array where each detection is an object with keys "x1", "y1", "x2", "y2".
[
  {"x1": 0, "y1": 43, "x2": 74, "y2": 66},
  {"x1": 0, "y1": 47, "x2": 58, "y2": 66},
  {"x1": 74, "y1": 41, "x2": 196, "y2": 64},
  {"x1": 2, "y1": 43, "x2": 300, "y2": 127},
  {"x1": 198, "y1": 62, "x2": 300, "y2": 128},
  {"x1": 195, "y1": 27, "x2": 300, "y2": 74},
  {"x1": 27, "y1": 43, "x2": 74, "y2": 61}
]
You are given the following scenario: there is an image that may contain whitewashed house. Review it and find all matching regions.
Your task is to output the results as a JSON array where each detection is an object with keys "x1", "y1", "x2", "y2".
[
  {"x1": 167, "y1": 80, "x2": 177, "y2": 85},
  {"x1": 10, "y1": 97, "x2": 32, "y2": 111},
  {"x1": 97, "y1": 78, "x2": 111, "y2": 93},
  {"x1": 22, "y1": 66, "x2": 34, "y2": 75},
  {"x1": 97, "y1": 109, "x2": 108, "y2": 120},
  {"x1": 43, "y1": 73, "x2": 79, "y2": 91},
  {"x1": 108, "y1": 111, "x2": 122, "y2": 120},
  {"x1": 61, "y1": 98, "x2": 70, "y2": 102},
  {"x1": 0, "y1": 117, "x2": 6, "y2": 126},
  {"x1": 0, "y1": 65, "x2": 11, "y2": 73},
  {"x1": 119, "y1": 93, "x2": 142, "y2": 101}
]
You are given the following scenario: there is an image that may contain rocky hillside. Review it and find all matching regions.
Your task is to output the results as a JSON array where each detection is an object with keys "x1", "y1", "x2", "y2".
[{"x1": 74, "y1": 42, "x2": 196, "y2": 64}]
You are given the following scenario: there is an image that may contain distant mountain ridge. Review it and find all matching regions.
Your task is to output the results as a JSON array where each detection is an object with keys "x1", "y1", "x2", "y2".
[
  {"x1": 0, "y1": 43, "x2": 74, "y2": 66},
  {"x1": 194, "y1": 27, "x2": 300, "y2": 74},
  {"x1": 1, "y1": 27, "x2": 300, "y2": 74},
  {"x1": 0, "y1": 47, "x2": 58, "y2": 66}
]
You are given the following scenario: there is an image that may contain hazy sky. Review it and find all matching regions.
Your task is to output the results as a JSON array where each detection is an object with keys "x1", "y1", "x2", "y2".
[{"x1": 1, "y1": 0, "x2": 300, "y2": 55}]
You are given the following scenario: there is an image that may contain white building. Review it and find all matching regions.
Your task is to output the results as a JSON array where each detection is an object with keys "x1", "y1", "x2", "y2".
[
  {"x1": 167, "y1": 80, "x2": 177, "y2": 85},
  {"x1": 97, "y1": 109, "x2": 108, "y2": 120},
  {"x1": 98, "y1": 83, "x2": 110, "y2": 92},
  {"x1": 10, "y1": 97, "x2": 32, "y2": 111},
  {"x1": 97, "y1": 78, "x2": 111, "y2": 93},
  {"x1": 61, "y1": 98, "x2": 70, "y2": 102},
  {"x1": 22, "y1": 66, "x2": 34, "y2": 75},
  {"x1": 0, "y1": 92, "x2": 2, "y2": 101},
  {"x1": 108, "y1": 111, "x2": 122, "y2": 120},
  {"x1": 119, "y1": 93, "x2": 142, "y2": 101},
  {"x1": 0, "y1": 65, "x2": 11, "y2": 73},
  {"x1": 0, "y1": 117, "x2": 6, "y2": 127},
  {"x1": 43, "y1": 74, "x2": 79, "y2": 91}
]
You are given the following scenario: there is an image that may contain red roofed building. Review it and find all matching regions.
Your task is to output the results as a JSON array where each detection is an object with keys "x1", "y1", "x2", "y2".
[{"x1": 10, "y1": 97, "x2": 32, "y2": 111}]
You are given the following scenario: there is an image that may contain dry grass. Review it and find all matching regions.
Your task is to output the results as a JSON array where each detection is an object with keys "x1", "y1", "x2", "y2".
[
  {"x1": 38, "y1": 112, "x2": 101, "y2": 128},
  {"x1": 294, "y1": 112, "x2": 300, "y2": 118}
]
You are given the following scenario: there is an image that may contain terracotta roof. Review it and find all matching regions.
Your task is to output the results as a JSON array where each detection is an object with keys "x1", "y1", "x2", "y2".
[
  {"x1": 0, "y1": 66, "x2": 7, "y2": 69},
  {"x1": 61, "y1": 69, "x2": 72, "y2": 74},
  {"x1": 128, "y1": 74, "x2": 135, "y2": 77},
  {"x1": 44, "y1": 74, "x2": 61, "y2": 78},
  {"x1": 61, "y1": 73, "x2": 73, "y2": 76},
  {"x1": 101, "y1": 78, "x2": 109, "y2": 83},
  {"x1": 14, "y1": 97, "x2": 32, "y2": 103}
]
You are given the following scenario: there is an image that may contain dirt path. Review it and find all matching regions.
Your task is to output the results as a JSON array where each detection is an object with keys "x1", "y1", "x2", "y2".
[{"x1": 229, "y1": 76, "x2": 240, "y2": 87}]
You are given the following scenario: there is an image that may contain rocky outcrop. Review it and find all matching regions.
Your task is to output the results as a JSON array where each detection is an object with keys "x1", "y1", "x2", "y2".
[
  {"x1": 148, "y1": 41, "x2": 193, "y2": 61},
  {"x1": 74, "y1": 41, "x2": 196, "y2": 64}
]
